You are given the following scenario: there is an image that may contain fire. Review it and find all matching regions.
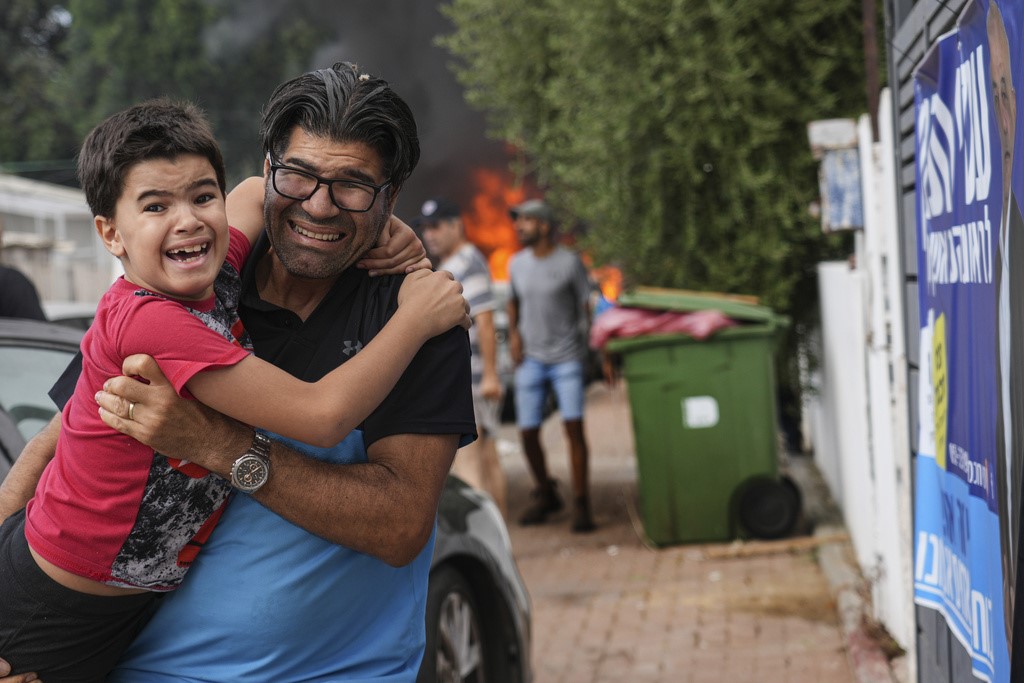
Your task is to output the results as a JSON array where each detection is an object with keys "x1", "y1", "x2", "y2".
[
  {"x1": 591, "y1": 264, "x2": 623, "y2": 302},
  {"x1": 462, "y1": 168, "x2": 526, "y2": 281}
]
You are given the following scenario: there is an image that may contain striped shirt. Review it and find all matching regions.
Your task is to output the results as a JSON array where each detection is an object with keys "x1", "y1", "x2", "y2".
[{"x1": 439, "y1": 242, "x2": 495, "y2": 385}]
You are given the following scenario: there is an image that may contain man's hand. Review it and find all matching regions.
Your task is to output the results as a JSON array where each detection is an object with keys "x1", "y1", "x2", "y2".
[
  {"x1": 479, "y1": 371, "x2": 502, "y2": 402},
  {"x1": 0, "y1": 658, "x2": 38, "y2": 682},
  {"x1": 358, "y1": 215, "x2": 429, "y2": 276},
  {"x1": 601, "y1": 350, "x2": 620, "y2": 387},
  {"x1": 95, "y1": 354, "x2": 247, "y2": 466}
]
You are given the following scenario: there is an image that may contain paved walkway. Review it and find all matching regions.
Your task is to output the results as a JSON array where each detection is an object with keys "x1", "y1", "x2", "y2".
[{"x1": 494, "y1": 382, "x2": 880, "y2": 683}]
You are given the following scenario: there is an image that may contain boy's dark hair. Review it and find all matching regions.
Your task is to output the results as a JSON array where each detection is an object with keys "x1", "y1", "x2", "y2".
[
  {"x1": 260, "y1": 62, "x2": 420, "y2": 195},
  {"x1": 77, "y1": 98, "x2": 227, "y2": 219}
]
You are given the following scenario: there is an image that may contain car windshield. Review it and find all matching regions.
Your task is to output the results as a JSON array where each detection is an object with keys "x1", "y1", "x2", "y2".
[{"x1": 0, "y1": 345, "x2": 75, "y2": 441}]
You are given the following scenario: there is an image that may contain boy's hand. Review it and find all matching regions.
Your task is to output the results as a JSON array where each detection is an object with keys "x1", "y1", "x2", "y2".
[
  {"x1": 0, "y1": 658, "x2": 39, "y2": 682},
  {"x1": 358, "y1": 216, "x2": 429, "y2": 276},
  {"x1": 397, "y1": 270, "x2": 471, "y2": 336}
]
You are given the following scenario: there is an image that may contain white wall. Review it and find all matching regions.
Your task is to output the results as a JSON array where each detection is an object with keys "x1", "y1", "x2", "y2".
[
  {"x1": 807, "y1": 89, "x2": 916, "y2": 673},
  {"x1": 0, "y1": 173, "x2": 115, "y2": 303}
]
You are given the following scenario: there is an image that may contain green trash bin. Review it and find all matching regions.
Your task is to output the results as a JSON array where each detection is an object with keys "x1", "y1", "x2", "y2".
[{"x1": 605, "y1": 288, "x2": 799, "y2": 546}]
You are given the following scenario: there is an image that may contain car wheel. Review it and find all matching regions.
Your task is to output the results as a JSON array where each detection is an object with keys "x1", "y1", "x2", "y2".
[{"x1": 420, "y1": 565, "x2": 486, "y2": 683}]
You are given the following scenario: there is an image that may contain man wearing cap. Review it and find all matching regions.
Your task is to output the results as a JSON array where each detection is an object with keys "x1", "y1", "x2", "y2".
[
  {"x1": 507, "y1": 199, "x2": 596, "y2": 532},
  {"x1": 417, "y1": 198, "x2": 508, "y2": 515}
]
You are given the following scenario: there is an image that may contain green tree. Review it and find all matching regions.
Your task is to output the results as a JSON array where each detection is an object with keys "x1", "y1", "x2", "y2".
[
  {"x1": 48, "y1": 0, "x2": 329, "y2": 183},
  {"x1": 0, "y1": 0, "x2": 77, "y2": 180},
  {"x1": 56, "y1": 0, "x2": 219, "y2": 141},
  {"x1": 193, "y1": 1, "x2": 333, "y2": 184},
  {"x1": 441, "y1": 0, "x2": 868, "y2": 412}
]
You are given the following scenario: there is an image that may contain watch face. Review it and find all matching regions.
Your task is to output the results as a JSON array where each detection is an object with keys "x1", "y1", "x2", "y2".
[{"x1": 235, "y1": 455, "x2": 268, "y2": 490}]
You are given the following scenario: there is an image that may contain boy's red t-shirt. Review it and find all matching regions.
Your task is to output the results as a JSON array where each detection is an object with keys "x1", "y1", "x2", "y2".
[{"x1": 25, "y1": 228, "x2": 253, "y2": 591}]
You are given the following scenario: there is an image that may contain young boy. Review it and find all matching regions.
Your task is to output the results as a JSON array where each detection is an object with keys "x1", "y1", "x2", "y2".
[{"x1": 0, "y1": 99, "x2": 469, "y2": 678}]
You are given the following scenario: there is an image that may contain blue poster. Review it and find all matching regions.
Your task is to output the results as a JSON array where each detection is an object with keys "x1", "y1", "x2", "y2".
[{"x1": 913, "y1": 1, "x2": 1023, "y2": 680}]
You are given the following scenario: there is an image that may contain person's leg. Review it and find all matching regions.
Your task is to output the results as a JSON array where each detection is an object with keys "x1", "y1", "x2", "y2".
[
  {"x1": 552, "y1": 360, "x2": 594, "y2": 532},
  {"x1": 450, "y1": 392, "x2": 508, "y2": 517},
  {"x1": 563, "y1": 419, "x2": 594, "y2": 532},
  {"x1": 451, "y1": 435, "x2": 508, "y2": 518},
  {"x1": 515, "y1": 359, "x2": 562, "y2": 524},
  {"x1": 519, "y1": 427, "x2": 548, "y2": 489}
]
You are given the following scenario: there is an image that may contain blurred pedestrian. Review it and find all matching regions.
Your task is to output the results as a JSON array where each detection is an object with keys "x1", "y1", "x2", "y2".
[
  {"x1": 0, "y1": 224, "x2": 46, "y2": 320},
  {"x1": 418, "y1": 197, "x2": 508, "y2": 517},
  {"x1": 508, "y1": 199, "x2": 596, "y2": 532}
]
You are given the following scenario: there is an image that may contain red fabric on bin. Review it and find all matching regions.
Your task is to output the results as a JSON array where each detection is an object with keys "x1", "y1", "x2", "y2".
[{"x1": 589, "y1": 306, "x2": 737, "y2": 350}]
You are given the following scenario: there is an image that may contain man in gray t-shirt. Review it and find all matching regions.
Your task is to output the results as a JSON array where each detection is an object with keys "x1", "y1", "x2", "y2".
[{"x1": 507, "y1": 199, "x2": 595, "y2": 532}]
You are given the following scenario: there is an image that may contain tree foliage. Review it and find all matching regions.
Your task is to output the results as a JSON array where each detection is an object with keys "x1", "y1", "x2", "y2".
[
  {"x1": 0, "y1": 0, "x2": 76, "y2": 177},
  {"x1": 0, "y1": 0, "x2": 330, "y2": 185},
  {"x1": 54, "y1": 0, "x2": 330, "y2": 184},
  {"x1": 440, "y1": 0, "x2": 870, "y2": 401},
  {"x1": 56, "y1": 0, "x2": 219, "y2": 141}
]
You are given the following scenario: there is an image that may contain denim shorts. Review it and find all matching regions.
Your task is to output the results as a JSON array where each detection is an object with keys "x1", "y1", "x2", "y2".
[{"x1": 514, "y1": 357, "x2": 585, "y2": 429}]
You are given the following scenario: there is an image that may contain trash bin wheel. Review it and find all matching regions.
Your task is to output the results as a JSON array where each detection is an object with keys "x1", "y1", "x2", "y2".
[{"x1": 737, "y1": 476, "x2": 800, "y2": 540}]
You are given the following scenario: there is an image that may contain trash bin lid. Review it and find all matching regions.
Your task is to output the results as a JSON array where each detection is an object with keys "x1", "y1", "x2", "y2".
[{"x1": 616, "y1": 286, "x2": 779, "y2": 326}]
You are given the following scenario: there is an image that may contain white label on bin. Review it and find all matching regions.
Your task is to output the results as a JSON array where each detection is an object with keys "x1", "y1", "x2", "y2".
[{"x1": 682, "y1": 396, "x2": 719, "y2": 429}]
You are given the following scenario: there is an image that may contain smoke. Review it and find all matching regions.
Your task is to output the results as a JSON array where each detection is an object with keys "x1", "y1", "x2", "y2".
[{"x1": 204, "y1": 0, "x2": 509, "y2": 218}]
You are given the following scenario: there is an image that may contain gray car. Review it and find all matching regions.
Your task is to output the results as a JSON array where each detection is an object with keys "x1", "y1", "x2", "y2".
[{"x1": 0, "y1": 317, "x2": 532, "y2": 683}]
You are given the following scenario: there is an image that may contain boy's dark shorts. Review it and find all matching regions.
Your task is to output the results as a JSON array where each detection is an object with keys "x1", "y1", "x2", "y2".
[{"x1": 0, "y1": 508, "x2": 161, "y2": 682}]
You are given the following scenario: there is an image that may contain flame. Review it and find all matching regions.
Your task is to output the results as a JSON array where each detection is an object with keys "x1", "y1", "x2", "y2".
[
  {"x1": 462, "y1": 168, "x2": 526, "y2": 281},
  {"x1": 591, "y1": 264, "x2": 623, "y2": 302}
]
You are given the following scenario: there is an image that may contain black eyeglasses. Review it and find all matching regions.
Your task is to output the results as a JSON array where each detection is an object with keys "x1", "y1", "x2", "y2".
[{"x1": 268, "y1": 158, "x2": 391, "y2": 212}]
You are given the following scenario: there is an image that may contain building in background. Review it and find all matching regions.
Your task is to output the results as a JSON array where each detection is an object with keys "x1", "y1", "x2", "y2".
[{"x1": 0, "y1": 173, "x2": 114, "y2": 306}]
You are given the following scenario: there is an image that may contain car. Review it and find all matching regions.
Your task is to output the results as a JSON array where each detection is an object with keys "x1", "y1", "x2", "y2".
[
  {"x1": 42, "y1": 299, "x2": 100, "y2": 331},
  {"x1": 0, "y1": 317, "x2": 532, "y2": 682}
]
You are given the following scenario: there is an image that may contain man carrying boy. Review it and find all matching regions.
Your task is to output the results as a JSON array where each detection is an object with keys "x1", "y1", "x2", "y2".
[{"x1": 0, "y1": 63, "x2": 475, "y2": 680}]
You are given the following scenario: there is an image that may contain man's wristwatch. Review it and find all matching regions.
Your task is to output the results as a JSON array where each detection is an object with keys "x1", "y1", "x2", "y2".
[{"x1": 230, "y1": 431, "x2": 272, "y2": 493}]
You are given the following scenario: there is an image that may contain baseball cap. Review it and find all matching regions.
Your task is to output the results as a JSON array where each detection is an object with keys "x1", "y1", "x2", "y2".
[
  {"x1": 509, "y1": 198, "x2": 553, "y2": 222},
  {"x1": 415, "y1": 198, "x2": 461, "y2": 227}
]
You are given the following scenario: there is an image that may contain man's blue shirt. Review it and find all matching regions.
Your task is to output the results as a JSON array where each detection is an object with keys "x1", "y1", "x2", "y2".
[{"x1": 110, "y1": 430, "x2": 435, "y2": 682}]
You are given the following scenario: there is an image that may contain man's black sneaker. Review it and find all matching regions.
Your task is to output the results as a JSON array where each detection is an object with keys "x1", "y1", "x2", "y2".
[{"x1": 518, "y1": 480, "x2": 563, "y2": 525}]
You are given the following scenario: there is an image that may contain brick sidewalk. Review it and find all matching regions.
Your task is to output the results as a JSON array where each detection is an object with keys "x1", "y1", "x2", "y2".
[{"x1": 495, "y1": 382, "x2": 860, "y2": 683}]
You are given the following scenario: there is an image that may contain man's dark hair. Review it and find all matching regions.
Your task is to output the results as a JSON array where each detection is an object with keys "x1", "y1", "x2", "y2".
[
  {"x1": 260, "y1": 62, "x2": 420, "y2": 194},
  {"x1": 77, "y1": 98, "x2": 227, "y2": 219}
]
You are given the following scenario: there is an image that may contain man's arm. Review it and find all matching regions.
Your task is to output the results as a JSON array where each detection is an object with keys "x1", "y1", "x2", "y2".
[
  {"x1": 0, "y1": 414, "x2": 59, "y2": 523},
  {"x1": 97, "y1": 355, "x2": 457, "y2": 566},
  {"x1": 507, "y1": 295, "x2": 523, "y2": 366},
  {"x1": 475, "y1": 309, "x2": 502, "y2": 401},
  {"x1": 250, "y1": 432, "x2": 456, "y2": 566}
]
